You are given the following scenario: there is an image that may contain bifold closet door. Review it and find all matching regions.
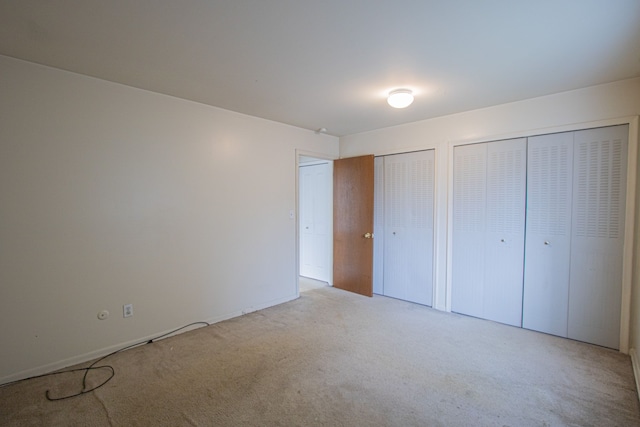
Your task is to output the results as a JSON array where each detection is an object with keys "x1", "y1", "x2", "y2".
[
  {"x1": 374, "y1": 150, "x2": 435, "y2": 305},
  {"x1": 568, "y1": 125, "x2": 628, "y2": 349},
  {"x1": 452, "y1": 139, "x2": 526, "y2": 326},
  {"x1": 451, "y1": 143, "x2": 486, "y2": 319},
  {"x1": 522, "y1": 132, "x2": 574, "y2": 337},
  {"x1": 372, "y1": 156, "x2": 385, "y2": 295},
  {"x1": 523, "y1": 125, "x2": 628, "y2": 349}
]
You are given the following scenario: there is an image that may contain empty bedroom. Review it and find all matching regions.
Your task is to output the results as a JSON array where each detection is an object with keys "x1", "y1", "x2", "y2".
[{"x1": 2, "y1": 1, "x2": 640, "y2": 426}]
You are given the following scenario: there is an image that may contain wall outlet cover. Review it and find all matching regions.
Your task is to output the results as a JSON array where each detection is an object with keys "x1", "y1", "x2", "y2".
[{"x1": 123, "y1": 304, "x2": 133, "y2": 318}]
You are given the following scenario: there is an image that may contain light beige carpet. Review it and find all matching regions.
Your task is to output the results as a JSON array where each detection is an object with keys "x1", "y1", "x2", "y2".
[
  {"x1": 299, "y1": 276, "x2": 328, "y2": 292},
  {"x1": 1, "y1": 286, "x2": 639, "y2": 426}
]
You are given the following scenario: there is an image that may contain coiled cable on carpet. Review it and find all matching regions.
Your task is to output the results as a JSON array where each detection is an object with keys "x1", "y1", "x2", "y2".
[{"x1": 0, "y1": 321, "x2": 210, "y2": 401}]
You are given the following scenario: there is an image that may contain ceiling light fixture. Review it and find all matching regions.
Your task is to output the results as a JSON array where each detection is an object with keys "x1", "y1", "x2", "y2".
[{"x1": 387, "y1": 89, "x2": 414, "y2": 109}]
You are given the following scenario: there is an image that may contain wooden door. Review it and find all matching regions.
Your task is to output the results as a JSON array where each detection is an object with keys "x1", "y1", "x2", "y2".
[{"x1": 333, "y1": 155, "x2": 375, "y2": 297}]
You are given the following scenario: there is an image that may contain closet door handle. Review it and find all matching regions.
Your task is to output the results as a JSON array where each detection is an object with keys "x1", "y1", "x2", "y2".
[{"x1": 544, "y1": 241, "x2": 550, "y2": 246}]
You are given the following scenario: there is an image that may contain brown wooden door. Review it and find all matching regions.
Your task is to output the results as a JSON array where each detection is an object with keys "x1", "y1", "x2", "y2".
[{"x1": 333, "y1": 155, "x2": 375, "y2": 297}]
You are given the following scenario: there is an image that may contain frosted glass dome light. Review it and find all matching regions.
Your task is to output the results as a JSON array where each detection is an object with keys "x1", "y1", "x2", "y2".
[{"x1": 387, "y1": 89, "x2": 414, "y2": 108}]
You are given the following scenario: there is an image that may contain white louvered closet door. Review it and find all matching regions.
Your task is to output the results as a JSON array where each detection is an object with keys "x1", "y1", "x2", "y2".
[
  {"x1": 452, "y1": 139, "x2": 526, "y2": 326},
  {"x1": 372, "y1": 156, "x2": 385, "y2": 295},
  {"x1": 451, "y1": 143, "x2": 487, "y2": 319},
  {"x1": 382, "y1": 150, "x2": 435, "y2": 305},
  {"x1": 484, "y1": 139, "x2": 526, "y2": 326},
  {"x1": 522, "y1": 132, "x2": 574, "y2": 337},
  {"x1": 568, "y1": 125, "x2": 628, "y2": 349}
]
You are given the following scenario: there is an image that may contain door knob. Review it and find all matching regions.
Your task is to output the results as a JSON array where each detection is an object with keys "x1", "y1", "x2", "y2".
[
  {"x1": 363, "y1": 232, "x2": 374, "y2": 239},
  {"x1": 544, "y1": 241, "x2": 550, "y2": 245}
]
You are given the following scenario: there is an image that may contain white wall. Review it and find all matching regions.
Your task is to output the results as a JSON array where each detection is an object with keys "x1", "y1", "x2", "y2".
[
  {"x1": 0, "y1": 55, "x2": 339, "y2": 383},
  {"x1": 340, "y1": 77, "x2": 640, "y2": 353}
]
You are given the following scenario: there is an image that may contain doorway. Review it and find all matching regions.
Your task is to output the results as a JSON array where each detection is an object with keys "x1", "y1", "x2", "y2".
[{"x1": 298, "y1": 155, "x2": 333, "y2": 292}]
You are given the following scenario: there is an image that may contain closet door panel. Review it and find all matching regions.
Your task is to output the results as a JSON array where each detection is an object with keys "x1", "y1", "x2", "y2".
[
  {"x1": 483, "y1": 138, "x2": 526, "y2": 326},
  {"x1": 451, "y1": 143, "x2": 487, "y2": 318},
  {"x1": 373, "y1": 156, "x2": 385, "y2": 295},
  {"x1": 407, "y1": 151, "x2": 434, "y2": 306},
  {"x1": 383, "y1": 150, "x2": 434, "y2": 306},
  {"x1": 383, "y1": 154, "x2": 409, "y2": 300},
  {"x1": 522, "y1": 132, "x2": 574, "y2": 337},
  {"x1": 568, "y1": 125, "x2": 628, "y2": 349}
]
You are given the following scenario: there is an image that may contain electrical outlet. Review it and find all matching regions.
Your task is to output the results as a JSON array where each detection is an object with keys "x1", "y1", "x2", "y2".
[{"x1": 123, "y1": 304, "x2": 133, "y2": 318}]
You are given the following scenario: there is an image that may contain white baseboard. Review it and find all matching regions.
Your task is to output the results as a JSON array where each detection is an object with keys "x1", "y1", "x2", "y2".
[
  {"x1": 0, "y1": 293, "x2": 298, "y2": 386},
  {"x1": 631, "y1": 348, "x2": 640, "y2": 402}
]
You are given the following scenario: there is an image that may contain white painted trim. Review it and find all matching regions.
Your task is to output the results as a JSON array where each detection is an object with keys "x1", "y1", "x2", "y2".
[
  {"x1": 631, "y1": 349, "x2": 640, "y2": 402},
  {"x1": 295, "y1": 149, "x2": 337, "y2": 293},
  {"x1": 299, "y1": 159, "x2": 330, "y2": 167},
  {"x1": 620, "y1": 116, "x2": 638, "y2": 354},
  {"x1": 444, "y1": 116, "x2": 638, "y2": 354},
  {"x1": 371, "y1": 144, "x2": 440, "y2": 158},
  {"x1": 448, "y1": 116, "x2": 638, "y2": 147},
  {"x1": 297, "y1": 149, "x2": 337, "y2": 162},
  {"x1": 0, "y1": 293, "x2": 298, "y2": 386}
]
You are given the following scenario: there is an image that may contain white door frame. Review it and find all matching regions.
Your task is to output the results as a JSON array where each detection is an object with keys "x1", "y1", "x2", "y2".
[{"x1": 295, "y1": 150, "x2": 336, "y2": 295}]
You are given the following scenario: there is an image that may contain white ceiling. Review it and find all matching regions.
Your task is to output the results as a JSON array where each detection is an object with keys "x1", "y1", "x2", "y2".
[{"x1": 1, "y1": 1, "x2": 639, "y2": 137}]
